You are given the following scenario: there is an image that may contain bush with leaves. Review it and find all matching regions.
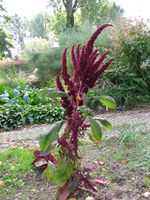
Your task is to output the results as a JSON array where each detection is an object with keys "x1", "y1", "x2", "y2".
[
  {"x1": 0, "y1": 84, "x2": 65, "y2": 130},
  {"x1": 0, "y1": 103, "x2": 65, "y2": 131},
  {"x1": 27, "y1": 48, "x2": 63, "y2": 86},
  {"x1": 34, "y1": 24, "x2": 116, "y2": 199},
  {"x1": 89, "y1": 18, "x2": 150, "y2": 110},
  {"x1": 0, "y1": 83, "x2": 46, "y2": 105}
]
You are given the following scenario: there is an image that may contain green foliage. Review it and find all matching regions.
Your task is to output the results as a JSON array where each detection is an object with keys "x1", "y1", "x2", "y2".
[
  {"x1": 28, "y1": 13, "x2": 49, "y2": 39},
  {"x1": 87, "y1": 22, "x2": 150, "y2": 110},
  {"x1": 79, "y1": 0, "x2": 123, "y2": 25},
  {"x1": 0, "y1": 0, "x2": 13, "y2": 59},
  {"x1": 98, "y1": 119, "x2": 112, "y2": 130},
  {"x1": 0, "y1": 65, "x2": 28, "y2": 87},
  {"x1": 32, "y1": 48, "x2": 63, "y2": 85},
  {"x1": 39, "y1": 120, "x2": 65, "y2": 152},
  {"x1": 90, "y1": 118, "x2": 102, "y2": 141},
  {"x1": 52, "y1": 161, "x2": 73, "y2": 184},
  {"x1": 0, "y1": 83, "x2": 46, "y2": 105},
  {"x1": 119, "y1": 30, "x2": 150, "y2": 88},
  {"x1": 49, "y1": 9, "x2": 66, "y2": 35},
  {"x1": 98, "y1": 95, "x2": 116, "y2": 109},
  {"x1": 39, "y1": 88, "x2": 66, "y2": 98},
  {"x1": 0, "y1": 103, "x2": 64, "y2": 131},
  {"x1": 0, "y1": 84, "x2": 65, "y2": 130},
  {"x1": 8, "y1": 14, "x2": 27, "y2": 51},
  {"x1": 59, "y1": 21, "x2": 112, "y2": 50},
  {"x1": 22, "y1": 37, "x2": 51, "y2": 61},
  {"x1": 46, "y1": 76, "x2": 57, "y2": 88},
  {"x1": 0, "y1": 28, "x2": 13, "y2": 59}
]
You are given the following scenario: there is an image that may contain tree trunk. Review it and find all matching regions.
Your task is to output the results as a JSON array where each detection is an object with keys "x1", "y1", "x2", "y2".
[
  {"x1": 66, "y1": 0, "x2": 74, "y2": 28},
  {"x1": 66, "y1": 12, "x2": 74, "y2": 28}
]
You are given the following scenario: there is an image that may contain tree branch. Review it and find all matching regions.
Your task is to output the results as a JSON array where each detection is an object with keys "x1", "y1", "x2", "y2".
[
  {"x1": 62, "y1": 0, "x2": 67, "y2": 8},
  {"x1": 73, "y1": 0, "x2": 78, "y2": 13}
]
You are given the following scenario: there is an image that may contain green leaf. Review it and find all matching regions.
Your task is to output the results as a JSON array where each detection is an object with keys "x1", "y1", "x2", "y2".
[
  {"x1": 42, "y1": 166, "x2": 53, "y2": 182},
  {"x1": 98, "y1": 119, "x2": 112, "y2": 130},
  {"x1": 39, "y1": 88, "x2": 66, "y2": 98},
  {"x1": 87, "y1": 131, "x2": 95, "y2": 141},
  {"x1": 98, "y1": 96, "x2": 116, "y2": 109},
  {"x1": 90, "y1": 118, "x2": 102, "y2": 141},
  {"x1": 87, "y1": 90, "x2": 95, "y2": 97},
  {"x1": 39, "y1": 120, "x2": 65, "y2": 152},
  {"x1": 56, "y1": 178, "x2": 78, "y2": 200},
  {"x1": 52, "y1": 161, "x2": 73, "y2": 184}
]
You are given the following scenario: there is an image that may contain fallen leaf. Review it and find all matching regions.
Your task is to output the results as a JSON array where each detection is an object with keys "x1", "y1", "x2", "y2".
[
  {"x1": 123, "y1": 157, "x2": 129, "y2": 164},
  {"x1": 23, "y1": 144, "x2": 29, "y2": 148},
  {"x1": 94, "y1": 159, "x2": 99, "y2": 165},
  {"x1": 95, "y1": 178, "x2": 108, "y2": 185},
  {"x1": 95, "y1": 141, "x2": 100, "y2": 145},
  {"x1": 28, "y1": 147, "x2": 36, "y2": 151},
  {"x1": 99, "y1": 161, "x2": 104, "y2": 166},
  {"x1": 10, "y1": 165, "x2": 15, "y2": 170},
  {"x1": 0, "y1": 180, "x2": 5, "y2": 185}
]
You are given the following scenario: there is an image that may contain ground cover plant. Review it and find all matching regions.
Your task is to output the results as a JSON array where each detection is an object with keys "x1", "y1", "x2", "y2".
[
  {"x1": 33, "y1": 24, "x2": 117, "y2": 199},
  {"x1": 0, "y1": 83, "x2": 65, "y2": 130}
]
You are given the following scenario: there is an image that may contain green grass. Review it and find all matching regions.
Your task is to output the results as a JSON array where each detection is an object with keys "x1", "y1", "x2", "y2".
[
  {"x1": 0, "y1": 148, "x2": 34, "y2": 196},
  {"x1": 118, "y1": 125, "x2": 150, "y2": 169}
]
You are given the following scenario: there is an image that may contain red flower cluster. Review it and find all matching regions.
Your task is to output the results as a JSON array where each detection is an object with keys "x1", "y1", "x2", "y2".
[
  {"x1": 56, "y1": 24, "x2": 114, "y2": 158},
  {"x1": 33, "y1": 150, "x2": 58, "y2": 170},
  {"x1": 58, "y1": 136, "x2": 72, "y2": 153}
]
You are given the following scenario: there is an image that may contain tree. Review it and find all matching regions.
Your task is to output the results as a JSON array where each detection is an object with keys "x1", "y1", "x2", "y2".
[
  {"x1": 0, "y1": 28, "x2": 13, "y2": 59},
  {"x1": 79, "y1": 0, "x2": 123, "y2": 25},
  {"x1": 28, "y1": 13, "x2": 49, "y2": 39},
  {"x1": 0, "y1": 0, "x2": 13, "y2": 59},
  {"x1": 49, "y1": 0, "x2": 79, "y2": 28},
  {"x1": 8, "y1": 14, "x2": 27, "y2": 51},
  {"x1": 49, "y1": 0, "x2": 123, "y2": 30}
]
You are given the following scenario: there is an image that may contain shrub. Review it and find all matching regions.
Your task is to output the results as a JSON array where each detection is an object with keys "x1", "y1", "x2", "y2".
[
  {"x1": 0, "y1": 84, "x2": 65, "y2": 130},
  {"x1": 0, "y1": 83, "x2": 46, "y2": 105},
  {"x1": 59, "y1": 21, "x2": 112, "y2": 50},
  {"x1": 30, "y1": 48, "x2": 63, "y2": 86},
  {"x1": 22, "y1": 37, "x2": 51, "y2": 61},
  {"x1": 0, "y1": 66, "x2": 28, "y2": 87},
  {"x1": 92, "y1": 18, "x2": 150, "y2": 110},
  {"x1": 0, "y1": 103, "x2": 64, "y2": 131},
  {"x1": 93, "y1": 66, "x2": 150, "y2": 110}
]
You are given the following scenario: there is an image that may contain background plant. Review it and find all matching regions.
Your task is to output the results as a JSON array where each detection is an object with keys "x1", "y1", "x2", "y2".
[
  {"x1": 0, "y1": 83, "x2": 65, "y2": 130},
  {"x1": 87, "y1": 18, "x2": 150, "y2": 110}
]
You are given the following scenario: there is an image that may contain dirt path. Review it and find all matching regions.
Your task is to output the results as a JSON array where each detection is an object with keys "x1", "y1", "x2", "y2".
[{"x1": 0, "y1": 106, "x2": 150, "y2": 152}]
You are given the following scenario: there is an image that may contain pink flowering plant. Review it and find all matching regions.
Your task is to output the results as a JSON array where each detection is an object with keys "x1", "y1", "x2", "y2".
[{"x1": 33, "y1": 24, "x2": 116, "y2": 199}]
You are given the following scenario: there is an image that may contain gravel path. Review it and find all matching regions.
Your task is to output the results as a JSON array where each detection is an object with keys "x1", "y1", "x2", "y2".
[{"x1": 0, "y1": 106, "x2": 150, "y2": 152}]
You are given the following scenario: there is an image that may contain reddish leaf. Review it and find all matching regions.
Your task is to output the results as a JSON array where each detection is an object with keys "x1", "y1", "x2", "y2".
[
  {"x1": 57, "y1": 190, "x2": 71, "y2": 200},
  {"x1": 84, "y1": 166, "x2": 95, "y2": 172},
  {"x1": 78, "y1": 185, "x2": 97, "y2": 196},
  {"x1": 95, "y1": 178, "x2": 108, "y2": 185}
]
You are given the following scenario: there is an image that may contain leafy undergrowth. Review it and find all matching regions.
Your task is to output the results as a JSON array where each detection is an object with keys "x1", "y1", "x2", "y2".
[{"x1": 0, "y1": 127, "x2": 150, "y2": 200}]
